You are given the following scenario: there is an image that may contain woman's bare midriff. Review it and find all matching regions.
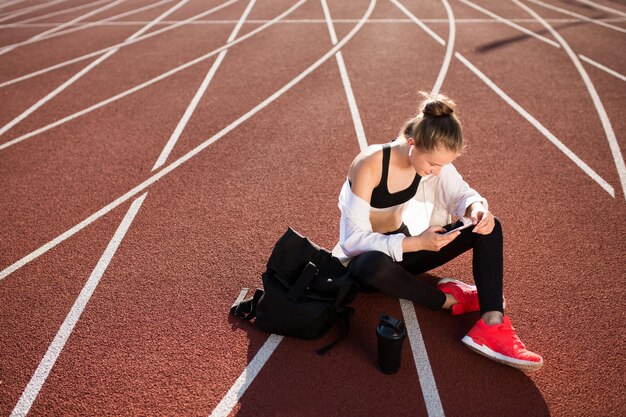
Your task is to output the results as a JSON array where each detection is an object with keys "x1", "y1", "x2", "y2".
[{"x1": 369, "y1": 206, "x2": 405, "y2": 234}]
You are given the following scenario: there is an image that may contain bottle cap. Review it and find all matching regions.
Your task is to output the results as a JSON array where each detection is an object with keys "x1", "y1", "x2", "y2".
[{"x1": 377, "y1": 315, "x2": 406, "y2": 340}]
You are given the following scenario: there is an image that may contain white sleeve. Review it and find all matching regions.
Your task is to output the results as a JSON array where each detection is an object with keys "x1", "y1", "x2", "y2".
[
  {"x1": 337, "y1": 181, "x2": 405, "y2": 262},
  {"x1": 438, "y1": 164, "x2": 488, "y2": 218}
]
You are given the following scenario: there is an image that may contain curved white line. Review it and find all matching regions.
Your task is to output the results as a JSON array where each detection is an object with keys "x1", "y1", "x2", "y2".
[
  {"x1": 454, "y1": 52, "x2": 614, "y2": 197},
  {"x1": 514, "y1": 0, "x2": 625, "y2": 199},
  {"x1": 320, "y1": 0, "x2": 367, "y2": 150},
  {"x1": 151, "y1": 0, "x2": 257, "y2": 170},
  {"x1": 0, "y1": 0, "x2": 175, "y2": 50},
  {"x1": 9, "y1": 3, "x2": 259, "y2": 412},
  {"x1": 0, "y1": 0, "x2": 284, "y2": 151},
  {"x1": 0, "y1": 0, "x2": 242, "y2": 89},
  {"x1": 574, "y1": 0, "x2": 626, "y2": 18},
  {"x1": 431, "y1": 0, "x2": 455, "y2": 95},
  {"x1": 0, "y1": 0, "x2": 70, "y2": 23},
  {"x1": 459, "y1": 0, "x2": 561, "y2": 48},
  {"x1": 0, "y1": 0, "x2": 126, "y2": 56},
  {"x1": 0, "y1": 0, "x2": 376, "y2": 282},
  {"x1": 390, "y1": 0, "x2": 614, "y2": 198},
  {"x1": 391, "y1": 0, "x2": 445, "y2": 45},
  {"x1": 210, "y1": 6, "x2": 375, "y2": 414},
  {"x1": 9, "y1": 192, "x2": 148, "y2": 417},
  {"x1": 9, "y1": 0, "x2": 110, "y2": 25},
  {"x1": 525, "y1": 0, "x2": 626, "y2": 34},
  {"x1": 454, "y1": 1, "x2": 626, "y2": 85},
  {"x1": 0, "y1": 0, "x2": 190, "y2": 137},
  {"x1": 0, "y1": 0, "x2": 31, "y2": 12},
  {"x1": 579, "y1": 54, "x2": 626, "y2": 83}
]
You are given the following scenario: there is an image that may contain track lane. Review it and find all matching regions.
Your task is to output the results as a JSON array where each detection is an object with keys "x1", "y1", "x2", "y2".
[
  {"x1": 18, "y1": 11, "x2": 374, "y2": 412},
  {"x1": 0, "y1": 58, "x2": 224, "y2": 268},
  {"x1": 0, "y1": 203, "x2": 130, "y2": 417},
  {"x1": 406, "y1": 30, "x2": 626, "y2": 417},
  {"x1": 1, "y1": 0, "x2": 625, "y2": 416},
  {"x1": 440, "y1": 0, "x2": 622, "y2": 196},
  {"x1": 0, "y1": 12, "x2": 244, "y2": 139},
  {"x1": 0, "y1": 1, "x2": 283, "y2": 269},
  {"x1": 0, "y1": 0, "x2": 240, "y2": 88}
]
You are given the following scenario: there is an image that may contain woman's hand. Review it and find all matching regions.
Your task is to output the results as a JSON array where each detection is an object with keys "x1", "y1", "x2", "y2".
[
  {"x1": 404, "y1": 226, "x2": 460, "y2": 252},
  {"x1": 467, "y1": 202, "x2": 495, "y2": 235}
]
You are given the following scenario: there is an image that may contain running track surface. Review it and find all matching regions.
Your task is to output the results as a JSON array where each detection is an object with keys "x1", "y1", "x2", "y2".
[{"x1": 0, "y1": 0, "x2": 625, "y2": 416}]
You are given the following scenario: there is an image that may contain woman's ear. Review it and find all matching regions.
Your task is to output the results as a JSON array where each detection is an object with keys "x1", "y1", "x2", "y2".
[{"x1": 407, "y1": 138, "x2": 415, "y2": 152}]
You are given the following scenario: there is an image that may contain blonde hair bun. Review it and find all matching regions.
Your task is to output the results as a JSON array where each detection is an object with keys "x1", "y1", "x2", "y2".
[
  {"x1": 399, "y1": 91, "x2": 463, "y2": 152},
  {"x1": 421, "y1": 93, "x2": 456, "y2": 117}
]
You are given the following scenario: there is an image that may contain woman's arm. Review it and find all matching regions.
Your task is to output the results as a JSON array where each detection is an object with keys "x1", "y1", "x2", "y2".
[
  {"x1": 438, "y1": 164, "x2": 494, "y2": 234},
  {"x1": 438, "y1": 164, "x2": 488, "y2": 219},
  {"x1": 338, "y1": 151, "x2": 407, "y2": 261}
]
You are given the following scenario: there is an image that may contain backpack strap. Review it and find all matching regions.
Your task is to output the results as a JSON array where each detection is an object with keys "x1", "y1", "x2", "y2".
[
  {"x1": 230, "y1": 288, "x2": 264, "y2": 321},
  {"x1": 332, "y1": 273, "x2": 355, "y2": 307},
  {"x1": 286, "y1": 250, "x2": 330, "y2": 302},
  {"x1": 315, "y1": 306, "x2": 354, "y2": 355}
]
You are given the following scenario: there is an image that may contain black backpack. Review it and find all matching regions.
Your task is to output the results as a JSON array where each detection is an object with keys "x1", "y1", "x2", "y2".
[{"x1": 230, "y1": 227, "x2": 358, "y2": 354}]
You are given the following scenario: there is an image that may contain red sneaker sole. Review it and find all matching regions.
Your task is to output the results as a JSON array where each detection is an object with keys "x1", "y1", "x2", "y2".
[{"x1": 461, "y1": 335, "x2": 543, "y2": 372}]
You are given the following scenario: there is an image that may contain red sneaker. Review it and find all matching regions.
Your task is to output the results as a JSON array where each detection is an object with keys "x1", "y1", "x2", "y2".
[
  {"x1": 437, "y1": 278, "x2": 480, "y2": 315},
  {"x1": 462, "y1": 316, "x2": 543, "y2": 372}
]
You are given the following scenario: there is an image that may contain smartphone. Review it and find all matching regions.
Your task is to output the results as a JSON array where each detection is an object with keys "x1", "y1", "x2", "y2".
[
  {"x1": 440, "y1": 217, "x2": 474, "y2": 235},
  {"x1": 443, "y1": 222, "x2": 473, "y2": 235}
]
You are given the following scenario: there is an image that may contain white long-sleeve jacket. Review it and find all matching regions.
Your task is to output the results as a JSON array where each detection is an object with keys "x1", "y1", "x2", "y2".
[{"x1": 332, "y1": 163, "x2": 487, "y2": 264}]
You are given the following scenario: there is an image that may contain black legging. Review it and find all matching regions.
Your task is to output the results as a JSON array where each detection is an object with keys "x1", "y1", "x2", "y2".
[{"x1": 348, "y1": 218, "x2": 504, "y2": 314}]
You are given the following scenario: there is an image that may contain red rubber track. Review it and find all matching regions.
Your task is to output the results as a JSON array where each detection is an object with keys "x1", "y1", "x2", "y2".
[{"x1": 1, "y1": 0, "x2": 625, "y2": 416}]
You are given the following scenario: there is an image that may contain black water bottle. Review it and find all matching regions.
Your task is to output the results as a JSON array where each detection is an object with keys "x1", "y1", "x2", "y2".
[{"x1": 376, "y1": 315, "x2": 407, "y2": 374}]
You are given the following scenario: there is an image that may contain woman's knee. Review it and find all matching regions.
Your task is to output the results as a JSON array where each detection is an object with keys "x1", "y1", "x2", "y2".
[
  {"x1": 492, "y1": 217, "x2": 502, "y2": 236},
  {"x1": 349, "y1": 251, "x2": 396, "y2": 287}
]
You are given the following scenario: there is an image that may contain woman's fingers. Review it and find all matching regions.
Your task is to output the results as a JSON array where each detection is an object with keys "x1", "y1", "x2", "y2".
[{"x1": 473, "y1": 212, "x2": 494, "y2": 234}]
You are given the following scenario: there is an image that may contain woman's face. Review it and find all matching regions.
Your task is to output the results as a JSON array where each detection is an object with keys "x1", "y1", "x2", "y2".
[{"x1": 409, "y1": 141, "x2": 459, "y2": 177}]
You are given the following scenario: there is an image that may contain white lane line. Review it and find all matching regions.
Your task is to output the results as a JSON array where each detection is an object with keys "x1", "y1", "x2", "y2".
[
  {"x1": 7, "y1": 0, "x2": 109, "y2": 25},
  {"x1": 9, "y1": 192, "x2": 148, "y2": 417},
  {"x1": 4, "y1": 17, "x2": 626, "y2": 27},
  {"x1": 208, "y1": 2, "x2": 374, "y2": 415},
  {"x1": 391, "y1": 0, "x2": 615, "y2": 198},
  {"x1": 0, "y1": 0, "x2": 308, "y2": 281},
  {"x1": 320, "y1": 0, "x2": 367, "y2": 151},
  {"x1": 0, "y1": 0, "x2": 128, "y2": 56},
  {"x1": 208, "y1": 334, "x2": 284, "y2": 417},
  {"x1": 574, "y1": 0, "x2": 626, "y2": 18},
  {"x1": 431, "y1": 0, "x2": 454, "y2": 96},
  {"x1": 451, "y1": 2, "x2": 624, "y2": 88},
  {"x1": 0, "y1": 0, "x2": 375, "y2": 290},
  {"x1": 400, "y1": 300, "x2": 445, "y2": 417},
  {"x1": 456, "y1": 52, "x2": 614, "y2": 197},
  {"x1": 514, "y1": 0, "x2": 625, "y2": 199},
  {"x1": 579, "y1": 54, "x2": 626, "y2": 82},
  {"x1": 392, "y1": 0, "x2": 445, "y2": 45},
  {"x1": 393, "y1": 0, "x2": 456, "y2": 93},
  {"x1": 459, "y1": 0, "x2": 560, "y2": 48},
  {"x1": 323, "y1": 2, "x2": 444, "y2": 416},
  {"x1": 0, "y1": 0, "x2": 127, "y2": 56},
  {"x1": 0, "y1": 0, "x2": 70, "y2": 23},
  {"x1": 399, "y1": 0, "x2": 453, "y2": 413},
  {"x1": 153, "y1": 0, "x2": 256, "y2": 170},
  {"x1": 526, "y1": 0, "x2": 626, "y2": 34},
  {"x1": 0, "y1": 0, "x2": 299, "y2": 151},
  {"x1": 0, "y1": 0, "x2": 241, "y2": 89},
  {"x1": 8, "y1": 3, "x2": 258, "y2": 410},
  {"x1": 0, "y1": 0, "x2": 30, "y2": 11},
  {"x1": 0, "y1": 0, "x2": 190, "y2": 137},
  {"x1": 0, "y1": 0, "x2": 175, "y2": 48}
]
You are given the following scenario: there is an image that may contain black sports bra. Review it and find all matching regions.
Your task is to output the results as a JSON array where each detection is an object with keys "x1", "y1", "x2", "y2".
[{"x1": 369, "y1": 142, "x2": 421, "y2": 208}]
